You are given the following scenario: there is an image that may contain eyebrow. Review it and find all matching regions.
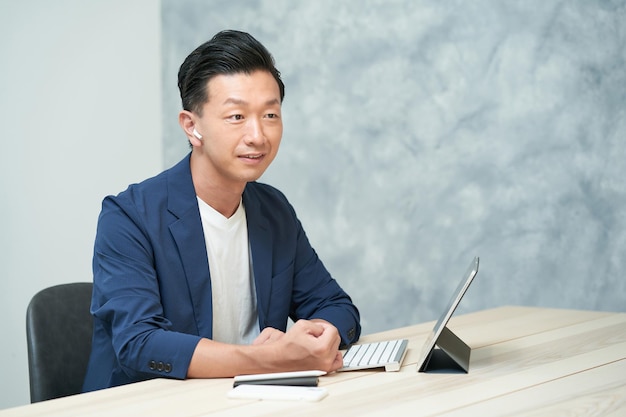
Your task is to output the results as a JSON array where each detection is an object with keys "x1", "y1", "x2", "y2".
[{"x1": 222, "y1": 97, "x2": 281, "y2": 106}]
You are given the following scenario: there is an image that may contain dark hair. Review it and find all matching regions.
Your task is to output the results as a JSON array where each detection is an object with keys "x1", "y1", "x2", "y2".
[{"x1": 178, "y1": 30, "x2": 285, "y2": 115}]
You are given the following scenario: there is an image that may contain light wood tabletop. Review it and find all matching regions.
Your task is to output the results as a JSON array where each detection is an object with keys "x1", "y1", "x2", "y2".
[{"x1": 2, "y1": 306, "x2": 625, "y2": 416}]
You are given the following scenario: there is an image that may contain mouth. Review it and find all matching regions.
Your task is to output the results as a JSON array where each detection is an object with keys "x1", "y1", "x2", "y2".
[{"x1": 239, "y1": 153, "x2": 265, "y2": 162}]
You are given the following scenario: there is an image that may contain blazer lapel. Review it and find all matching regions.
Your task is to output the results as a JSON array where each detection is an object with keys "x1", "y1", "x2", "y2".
[
  {"x1": 166, "y1": 155, "x2": 213, "y2": 339},
  {"x1": 243, "y1": 185, "x2": 272, "y2": 329}
]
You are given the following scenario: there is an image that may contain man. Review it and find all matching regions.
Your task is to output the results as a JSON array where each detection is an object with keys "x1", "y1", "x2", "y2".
[{"x1": 82, "y1": 30, "x2": 361, "y2": 392}]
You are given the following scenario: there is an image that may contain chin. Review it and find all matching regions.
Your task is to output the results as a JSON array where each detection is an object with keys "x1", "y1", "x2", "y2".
[
  {"x1": 242, "y1": 166, "x2": 270, "y2": 182},
  {"x1": 237, "y1": 171, "x2": 265, "y2": 184}
]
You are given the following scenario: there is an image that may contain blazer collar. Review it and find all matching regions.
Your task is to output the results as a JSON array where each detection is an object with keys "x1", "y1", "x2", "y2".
[{"x1": 166, "y1": 153, "x2": 197, "y2": 219}]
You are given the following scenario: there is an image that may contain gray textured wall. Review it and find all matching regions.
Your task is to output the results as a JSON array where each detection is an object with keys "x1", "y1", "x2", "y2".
[{"x1": 162, "y1": 0, "x2": 626, "y2": 335}]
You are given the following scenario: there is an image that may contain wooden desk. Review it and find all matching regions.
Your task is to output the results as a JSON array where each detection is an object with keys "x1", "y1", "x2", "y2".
[{"x1": 2, "y1": 306, "x2": 625, "y2": 416}]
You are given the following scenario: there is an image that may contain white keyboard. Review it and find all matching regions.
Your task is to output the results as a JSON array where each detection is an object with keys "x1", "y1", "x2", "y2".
[{"x1": 340, "y1": 339, "x2": 409, "y2": 372}]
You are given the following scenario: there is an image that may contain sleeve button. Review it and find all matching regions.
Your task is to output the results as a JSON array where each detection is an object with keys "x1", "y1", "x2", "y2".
[{"x1": 348, "y1": 328, "x2": 356, "y2": 340}]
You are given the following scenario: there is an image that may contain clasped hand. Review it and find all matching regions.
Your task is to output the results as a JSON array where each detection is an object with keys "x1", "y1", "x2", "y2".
[{"x1": 252, "y1": 319, "x2": 343, "y2": 372}]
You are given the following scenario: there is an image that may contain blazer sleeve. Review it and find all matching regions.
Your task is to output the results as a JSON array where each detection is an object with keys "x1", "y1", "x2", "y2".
[{"x1": 90, "y1": 192, "x2": 201, "y2": 382}]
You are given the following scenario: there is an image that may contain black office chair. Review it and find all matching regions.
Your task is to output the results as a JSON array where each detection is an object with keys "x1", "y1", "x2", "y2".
[{"x1": 26, "y1": 282, "x2": 94, "y2": 403}]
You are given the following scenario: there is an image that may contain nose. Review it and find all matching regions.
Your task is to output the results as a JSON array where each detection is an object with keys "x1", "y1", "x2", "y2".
[{"x1": 244, "y1": 117, "x2": 264, "y2": 146}]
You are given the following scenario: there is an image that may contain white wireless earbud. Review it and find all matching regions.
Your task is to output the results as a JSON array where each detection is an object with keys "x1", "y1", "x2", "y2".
[{"x1": 192, "y1": 128, "x2": 203, "y2": 140}]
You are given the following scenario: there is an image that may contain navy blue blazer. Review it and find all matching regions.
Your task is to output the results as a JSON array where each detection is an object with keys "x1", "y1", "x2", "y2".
[{"x1": 82, "y1": 154, "x2": 360, "y2": 391}]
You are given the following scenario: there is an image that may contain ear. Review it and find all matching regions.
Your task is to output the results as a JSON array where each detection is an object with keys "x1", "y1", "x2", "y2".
[{"x1": 179, "y1": 110, "x2": 202, "y2": 147}]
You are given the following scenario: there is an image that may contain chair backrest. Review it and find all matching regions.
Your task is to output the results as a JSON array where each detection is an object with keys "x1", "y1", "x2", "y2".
[{"x1": 26, "y1": 282, "x2": 94, "y2": 403}]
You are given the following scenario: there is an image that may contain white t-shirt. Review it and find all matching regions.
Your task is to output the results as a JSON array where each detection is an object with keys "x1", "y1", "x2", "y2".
[{"x1": 197, "y1": 197, "x2": 260, "y2": 345}]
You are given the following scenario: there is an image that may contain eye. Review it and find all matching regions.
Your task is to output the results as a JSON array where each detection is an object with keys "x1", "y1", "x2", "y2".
[
  {"x1": 265, "y1": 113, "x2": 280, "y2": 119},
  {"x1": 228, "y1": 114, "x2": 244, "y2": 121}
]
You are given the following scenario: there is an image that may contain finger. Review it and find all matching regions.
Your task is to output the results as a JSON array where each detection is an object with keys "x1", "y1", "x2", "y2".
[
  {"x1": 266, "y1": 330, "x2": 285, "y2": 343},
  {"x1": 294, "y1": 319, "x2": 325, "y2": 337},
  {"x1": 252, "y1": 333, "x2": 269, "y2": 345},
  {"x1": 316, "y1": 322, "x2": 341, "y2": 346},
  {"x1": 332, "y1": 351, "x2": 344, "y2": 370},
  {"x1": 252, "y1": 327, "x2": 278, "y2": 345}
]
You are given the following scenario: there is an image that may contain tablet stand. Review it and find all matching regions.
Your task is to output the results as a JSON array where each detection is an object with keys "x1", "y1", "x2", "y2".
[{"x1": 418, "y1": 326, "x2": 471, "y2": 373}]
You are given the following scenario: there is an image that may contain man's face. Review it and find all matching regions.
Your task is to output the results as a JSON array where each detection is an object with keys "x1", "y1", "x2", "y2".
[{"x1": 192, "y1": 70, "x2": 283, "y2": 188}]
